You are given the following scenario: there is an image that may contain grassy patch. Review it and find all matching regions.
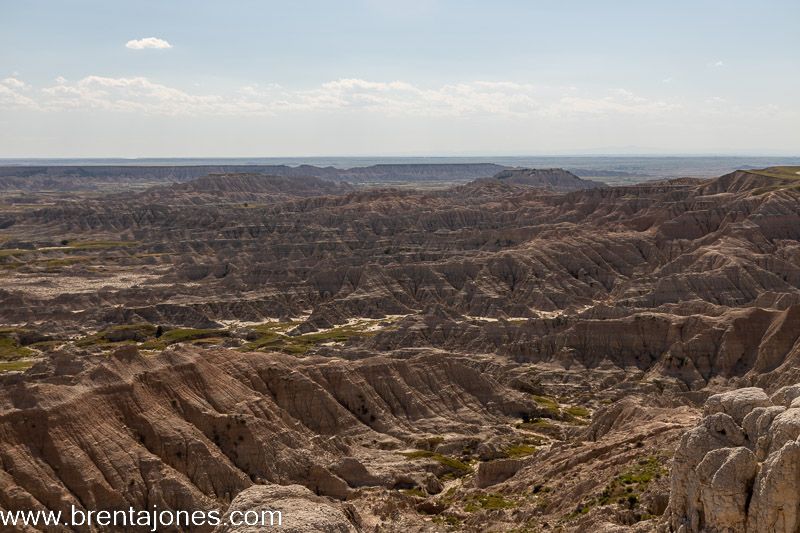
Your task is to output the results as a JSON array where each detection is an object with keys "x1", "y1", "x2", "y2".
[
  {"x1": 401, "y1": 488, "x2": 426, "y2": 498},
  {"x1": 0, "y1": 336, "x2": 35, "y2": 360},
  {"x1": 141, "y1": 328, "x2": 228, "y2": 349},
  {"x1": 77, "y1": 324, "x2": 157, "y2": 347},
  {"x1": 504, "y1": 444, "x2": 538, "y2": 458},
  {"x1": 432, "y1": 515, "x2": 461, "y2": 528},
  {"x1": 531, "y1": 394, "x2": 591, "y2": 425},
  {"x1": 0, "y1": 248, "x2": 31, "y2": 258},
  {"x1": 747, "y1": 167, "x2": 800, "y2": 195},
  {"x1": 243, "y1": 320, "x2": 378, "y2": 355},
  {"x1": 517, "y1": 418, "x2": 555, "y2": 431},
  {"x1": 38, "y1": 257, "x2": 91, "y2": 270},
  {"x1": 401, "y1": 450, "x2": 473, "y2": 478},
  {"x1": 532, "y1": 394, "x2": 560, "y2": 415},
  {"x1": 565, "y1": 406, "x2": 591, "y2": 418},
  {"x1": 566, "y1": 455, "x2": 667, "y2": 520},
  {"x1": 464, "y1": 492, "x2": 516, "y2": 512},
  {"x1": 746, "y1": 166, "x2": 800, "y2": 180},
  {"x1": 66, "y1": 240, "x2": 138, "y2": 250},
  {"x1": 0, "y1": 360, "x2": 35, "y2": 372}
]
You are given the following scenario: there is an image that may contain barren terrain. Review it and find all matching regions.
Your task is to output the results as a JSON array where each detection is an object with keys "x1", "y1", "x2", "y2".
[{"x1": 1, "y1": 164, "x2": 800, "y2": 532}]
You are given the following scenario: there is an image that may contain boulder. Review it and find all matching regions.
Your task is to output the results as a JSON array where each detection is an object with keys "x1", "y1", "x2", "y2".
[{"x1": 215, "y1": 484, "x2": 358, "y2": 533}]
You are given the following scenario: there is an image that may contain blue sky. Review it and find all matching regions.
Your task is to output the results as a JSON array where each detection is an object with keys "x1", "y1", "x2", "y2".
[{"x1": 1, "y1": 0, "x2": 798, "y2": 157}]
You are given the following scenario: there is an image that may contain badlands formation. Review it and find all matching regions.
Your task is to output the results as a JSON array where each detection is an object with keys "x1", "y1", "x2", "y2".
[{"x1": 0, "y1": 165, "x2": 799, "y2": 531}]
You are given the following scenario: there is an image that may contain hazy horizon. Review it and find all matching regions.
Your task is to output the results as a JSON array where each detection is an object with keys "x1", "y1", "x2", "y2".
[{"x1": 2, "y1": 0, "x2": 798, "y2": 157}]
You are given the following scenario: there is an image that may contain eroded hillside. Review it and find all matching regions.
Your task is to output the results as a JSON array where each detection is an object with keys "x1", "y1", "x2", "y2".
[{"x1": 1, "y1": 166, "x2": 799, "y2": 531}]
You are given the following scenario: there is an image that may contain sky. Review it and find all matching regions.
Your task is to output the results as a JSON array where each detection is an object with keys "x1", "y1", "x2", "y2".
[{"x1": 0, "y1": 0, "x2": 798, "y2": 158}]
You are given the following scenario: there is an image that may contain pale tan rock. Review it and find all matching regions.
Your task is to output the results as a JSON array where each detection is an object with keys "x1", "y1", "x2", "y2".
[
  {"x1": 475, "y1": 458, "x2": 523, "y2": 488},
  {"x1": 665, "y1": 383, "x2": 800, "y2": 533},
  {"x1": 215, "y1": 484, "x2": 358, "y2": 533},
  {"x1": 696, "y1": 447, "x2": 757, "y2": 532},
  {"x1": 703, "y1": 388, "x2": 771, "y2": 425},
  {"x1": 746, "y1": 441, "x2": 800, "y2": 533},
  {"x1": 770, "y1": 384, "x2": 800, "y2": 407}
]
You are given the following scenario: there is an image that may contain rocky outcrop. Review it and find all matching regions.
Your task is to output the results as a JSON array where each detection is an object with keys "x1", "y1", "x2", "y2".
[
  {"x1": 0, "y1": 346, "x2": 535, "y2": 527},
  {"x1": 664, "y1": 384, "x2": 800, "y2": 532},
  {"x1": 0, "y1": 163, "x2": 507, "y2": 191},
  {"x1": 475, "y1": 458, "x2": 523, "y2": 488},
  {"x1": 490, "y1": 168, "x2": 607, "y2": 190},
  {"x1": 215, "y1": 484, "x2": 359, "y2": 532}
]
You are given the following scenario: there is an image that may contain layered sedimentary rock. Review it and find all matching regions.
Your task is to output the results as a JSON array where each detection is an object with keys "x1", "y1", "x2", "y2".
[
  {"x1": 489, "y1": 168, "x2": 606, "y2": 191},
  {"x1": 1, "y1": 166, "x2": 800, "y2": 531},
  {"x1": 0, "y1": 163, "x2": 507, "y2": 191}
]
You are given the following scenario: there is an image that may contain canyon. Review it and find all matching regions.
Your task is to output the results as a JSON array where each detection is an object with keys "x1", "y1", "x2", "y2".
[{"x1": 1, "y1": 164, "x2": 799, "y2": 532}]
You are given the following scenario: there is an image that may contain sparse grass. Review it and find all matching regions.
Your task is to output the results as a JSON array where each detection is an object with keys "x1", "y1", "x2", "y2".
[
  {"x1": 517, "y1": 418, "x2": 555, "y2": 431},
  {"x1": 504, "y1": 444, "x2": 538, "y2": 458},
  {"x1": 38, "y1": 257, "x2": 91, "y2": 270},
  {"x1": 564, "y1": 406, "x2": 591, "y2": 418},
  {"x1": 401, "y1": 488, "x2": 426, "y2": 498},
  {"x1": 28, "y1": 340, "x2": 61, "y2": 351},
  {"x1": 141, "y1": 328, "x2": 228, "y2": 349},
  {"x1": 66, "y1": 240, "x2": 138, "y2": 250},
  {"x1": 0, "y1": 335, "x2": 35, "y2": 360},
  {"x1": 77, "y1": 324, "x2": 157, "y2": 347},
  {"x1": 432, "y1": 515, "x2": 461, "y2": 528},
  {"x1": 243, "y1": 320, "x2": 378, "y2": 355},
  {"x1": 532, "y1": 394, "x2": 560, "y2": 415},
  {"x1": 463, "y1": 492, "x2": 516, "y2": 512},
  {"x1": 746, "y1": 166, "x2": 800, "y2": 180},
  {"x1": 747, "y1": 167, "x2": 800, "y2": 195},
  {"x1": 0, "y1": 360, "x2": 35, "y2": 372},
  {"x1": 0, "y1": 248, "x2": 31, "y2": 258},
  {"x1": 566, "y1": 455, "x2": 667, "y2": 521},
  {"x1": 401, "y1": 450, "x2": 473, "y2": 478}
]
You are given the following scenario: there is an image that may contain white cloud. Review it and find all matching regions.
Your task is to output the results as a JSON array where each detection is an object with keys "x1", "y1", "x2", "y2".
[
  {"x1": 713, "y1": 60, "x2": 724, "y2": 67},
  {"x1": 2, "y1": 77, "x2": 26, "y2": 89},
  {"x1": 125, "y1": 37, "x2": 172, "y2": 50},
  {"x1": 13, "y1": 75, "x2": 770, "y2": 123},
  {"x1": 0, "y1": 77, "x2": 38, "y2": 108}
]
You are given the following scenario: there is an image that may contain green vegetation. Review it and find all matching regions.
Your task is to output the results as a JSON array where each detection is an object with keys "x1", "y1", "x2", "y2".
[
  {"x1": 565, "y1": 406, "x2": 591, "y2": 418},
  {"x1": 242, "y1": 320, "x2": 380, "y2": 355},
  {"x1": 401, "y1": 488, "x2": 426, "y2": 498},
  {"x1": 401, "y1": 450, "x2": 473, "y2": 478},
  {"x1": 464, "y1": 492, "x2": 517, "y2": 512},
  {"x1": 0, "y1": 331, "x2": 35, "y2": 360},
  {"x1": 531, "y1": 393, "x2": 591, "y2": 426},
  {"x1": 609, "y1": 456, "x2": 667, "y2": 492},
  {"x1": 566, "y1": 455, "x2": 667, "y2": 521},
  {"x1": 57, "y1": 317, "x2": 392, "y2": 355},
  {"x1": 0, "y1": 360, "x2": 35, "y2": 372},
  {"x1": 141, "y1": 328, "x2": 228, "y2": 349},
  {"x1": 77, "y1": 324, "x2": 157, "y2": 347},
  {"x1": 76, "y1": 324, "x2": 231, "y2": 351},
  {"x1": 532, "y1": 394, "x2": 560, "y2": 415},
  {"x1": 0, "y1": 248, "x2": 31, "y2": 258},
  {"x1": 0, "y1": 241, "x2": 136, "y2": 265},
  {"x1": 432, "y1": 515, "x2": 461, "y2": 528},
  {"x1": 39, "y1": 257, "x2": 91, "y2": 270},
  {"x1": 65, "y1": 240, "x2": 138, "y2": 250},
  {"x1": 517, "y1": 418, "x2": 555, "y2": 431},
  {"x1": 746, "y1": 166, "x2": 800, "y2": 180},
  {"x1": 747, "y1": 167, "x2": 800, "y2": 195},
  {"x1": 504, "y1": 444, "x2": 538, "y2": 458}
]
